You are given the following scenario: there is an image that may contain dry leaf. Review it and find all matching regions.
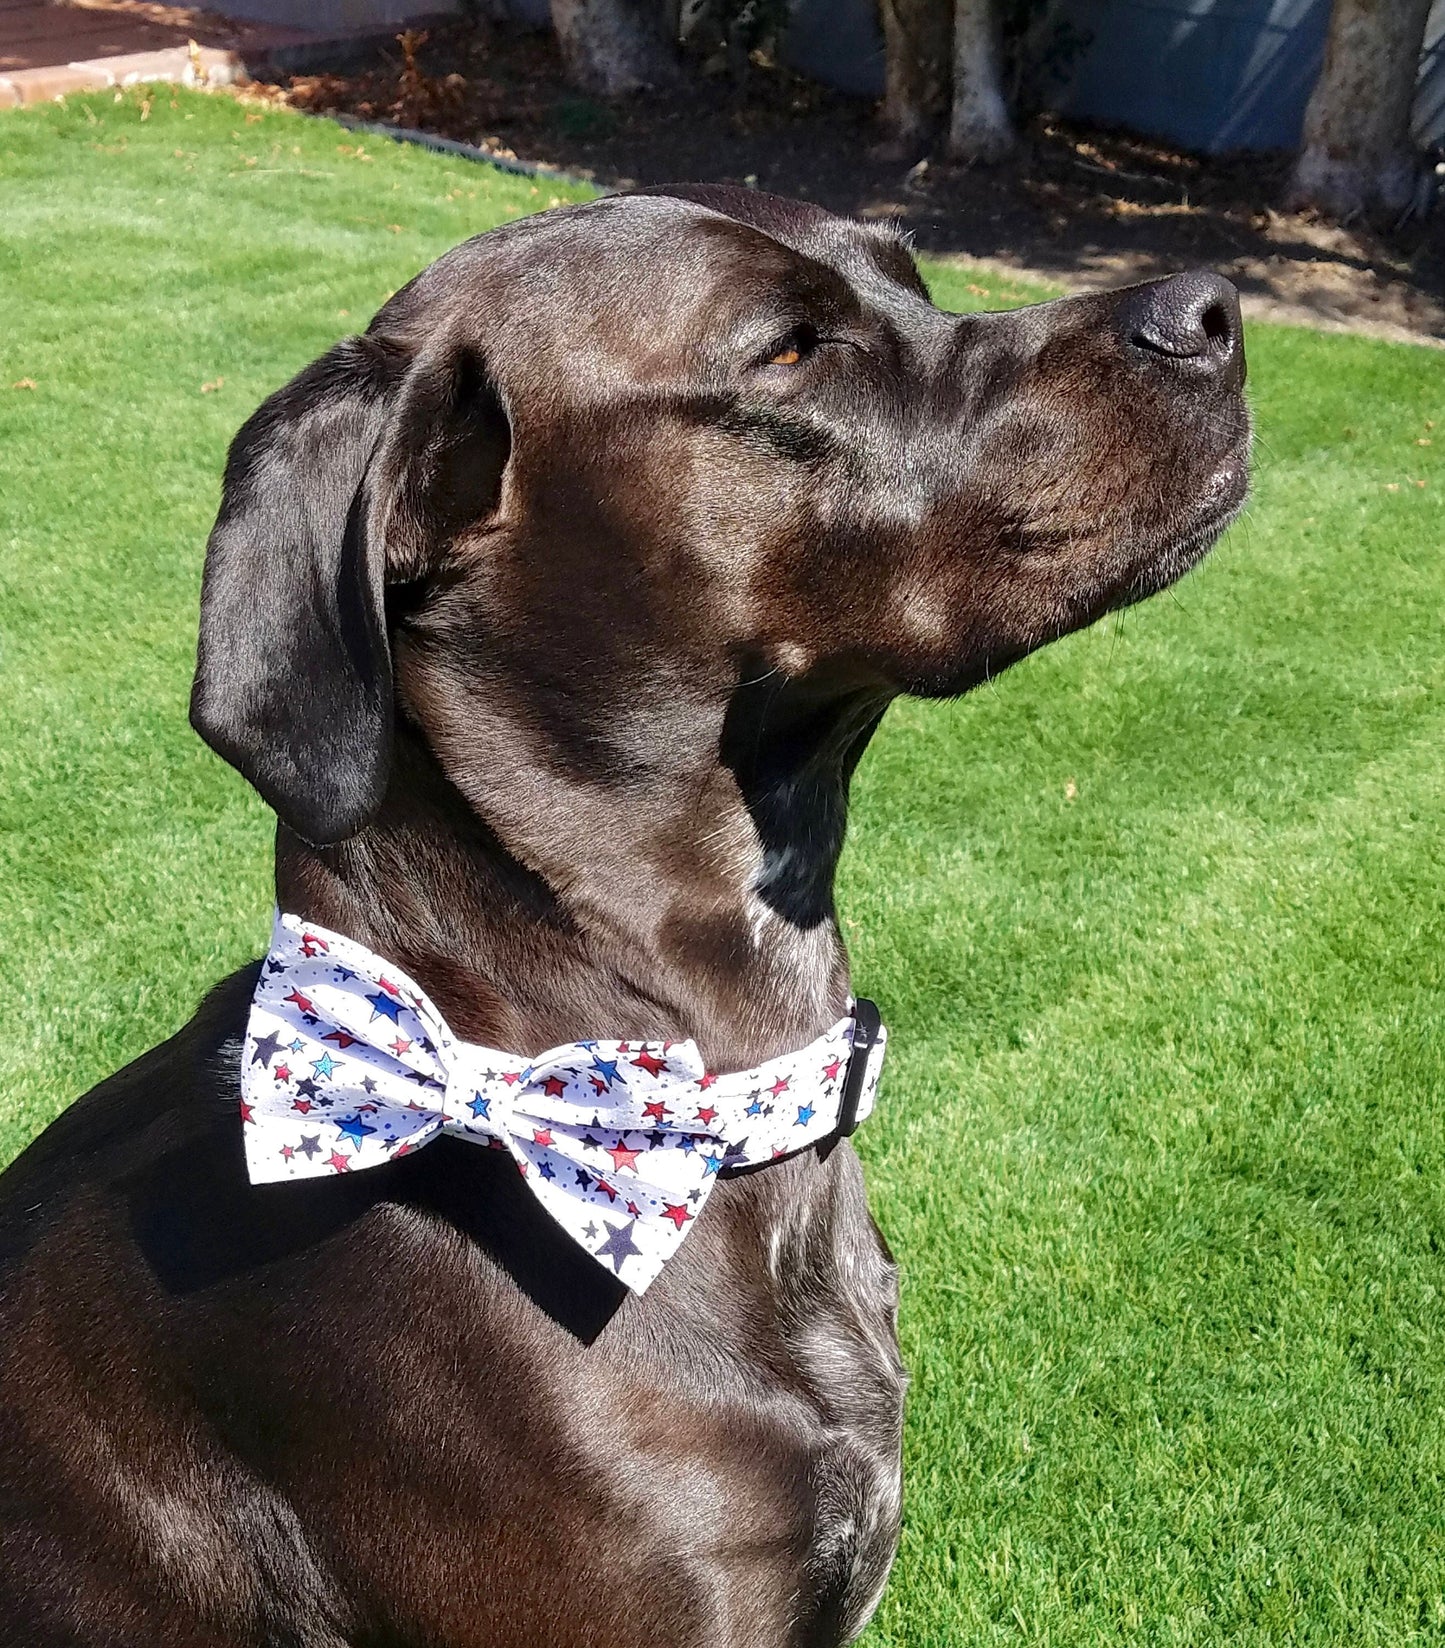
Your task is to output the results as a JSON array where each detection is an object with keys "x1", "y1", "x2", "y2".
[
  {"x1": 201, "y1": 377, "x2": 225, "y2": 393},
  {"x1": 1064, "y1": 778, "x2": 1078, "y2": 802},
  {"x1": 11, "y1": 378, "x2": 36, "y2": 390},
  {"x1": 1416, "y1": 438, "x2": 1432, "y2": 446},
  {"x1": 1384, "y1": 483, "x2": 1400, "y2": 492}
]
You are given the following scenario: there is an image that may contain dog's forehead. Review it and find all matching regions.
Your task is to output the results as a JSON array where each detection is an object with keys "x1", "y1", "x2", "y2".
[{"x1": 384, "y1": 191, "x2": 928, "y2": 344}]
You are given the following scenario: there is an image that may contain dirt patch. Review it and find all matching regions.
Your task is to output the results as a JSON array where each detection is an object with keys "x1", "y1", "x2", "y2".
[{"x1": 257, "y1": 20, "x2": 1445, "y2": 346}]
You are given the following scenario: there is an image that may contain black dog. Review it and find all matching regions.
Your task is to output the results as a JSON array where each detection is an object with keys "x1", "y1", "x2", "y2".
[{"x1": 0, "y1": 185, "x2": 1247, "y2": 1647}]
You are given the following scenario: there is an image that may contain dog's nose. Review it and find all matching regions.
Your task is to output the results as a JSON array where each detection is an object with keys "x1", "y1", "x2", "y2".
[{"x1": 1118, "y1": 272, "x2": 1244, "y2": 388}]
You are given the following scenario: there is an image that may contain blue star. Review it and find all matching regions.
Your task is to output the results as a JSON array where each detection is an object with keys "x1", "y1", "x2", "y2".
[
  {"x1": 746, "y1": 1096, "x2": 763, "y2": 1117},
  {"x1": 337, "y1": 1114, "x2": 376, "y2": 1146},
  {"x1": 311, "y1": 1052, "x2": 337, "y2": 1080},
  {"x1": 334, "y1": 965, "x2": 356, "y2": 982},
  {"x1": 469, "y1": 1092, "x2": 491, "y2": 1120},
  {"x1": 590, "y1": 1055, "x2": 620, "y2": 1086},
  {"x1": 795, "y1": 1104, "x2": 815, "y2": 1127},
  {"x1": 539, "y1": 1161, "x2": 556, "y2": 1181},
  {"x1": 701, "y1": 1151, "x2": 725, "y2": 1176},
  {"x1": 367, "y1": 991, "x2": 404, "y2": 1024},
  {"x1": 678, "y1": 1135, "x2": 696, "y2": 1154}
]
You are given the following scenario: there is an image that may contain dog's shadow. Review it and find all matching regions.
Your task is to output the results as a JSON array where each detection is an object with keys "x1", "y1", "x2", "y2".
[{"x1": 127, "y1": 1128, "x2": 628, "y2": 1344}]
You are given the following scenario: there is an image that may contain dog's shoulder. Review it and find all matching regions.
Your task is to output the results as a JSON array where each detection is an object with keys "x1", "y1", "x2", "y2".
[{"x1": 0, "y1": 963, "x2": 257, "y2": 1264}]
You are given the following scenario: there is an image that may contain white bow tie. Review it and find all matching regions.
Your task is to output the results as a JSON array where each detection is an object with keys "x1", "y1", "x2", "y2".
[{"x1": 241, "y1": 913, "x2": 887, "y2": 1292}]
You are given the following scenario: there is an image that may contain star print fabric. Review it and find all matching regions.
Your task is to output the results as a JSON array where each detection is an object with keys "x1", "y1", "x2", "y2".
[{"x1": 242, "y1": 912, "x2": 887, "y2": 1292}]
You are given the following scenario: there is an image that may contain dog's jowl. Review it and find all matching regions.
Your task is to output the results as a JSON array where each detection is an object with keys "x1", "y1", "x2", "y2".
[{"x1": 0, "y1": 188, "x2": 1248, "y2": 1647}]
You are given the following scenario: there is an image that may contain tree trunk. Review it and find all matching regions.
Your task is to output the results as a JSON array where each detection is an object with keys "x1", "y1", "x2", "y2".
[
  {"x1": 876, "y1": 0, "x2": 954, "y2": 160},
  {"x1": 550, "y1": 0, "x2": 676, "y2": 96},
  {"x1": 1287, "y1": 0, "x2": 1433, "y2": 219},
  {"x1": 946, "y1": 0, "x2": 1015, "y2": 162}
]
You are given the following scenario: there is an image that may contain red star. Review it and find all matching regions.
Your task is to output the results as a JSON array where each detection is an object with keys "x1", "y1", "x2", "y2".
[
  {"x1": 698, "y1": 1072, "x2": 718, "y2": 1090},
  {"x1": 239, "y1": 1098, "x2": 255, "y2": 1124},
  {"x1": 590, "y1": 1075, "x2": 608, "y2": 1095},
  {"x1": 544, "y1": 1075, "x2": 567, "y2": 1097},
  {"x1": 291, "y1": 1098, "x2": 313, "y2": 1115},
  {"x1": 596, "y1": 1177, "x2": 618, "y2": 1201},
  {"x1": 642, "y1": 1099, "x2": 669, "y2": 1123},
  {"x1": 533, "y1": 1128, "x2": 554, "y2": 1148},
  {"x1": 695, "y1": 1105, "x2": 719, "y2": 1126},
  {"x1": 632, "y1": 1048, "x2": 667, "y2": 1077},
  {"x1": 283, "y1": 990, "x2": 313, "y2": 1013},
  {"x1": 394, "y1": 1140, "x2": 416, "y2": 1157},
  {"x1": 327, "y1": 1151, "x2": 351, "y2": 1173},
  {"x1": 661, "y1": 1202, "x2": 693, "y2": 1231},
  {"x1": 323, "y1": 1029, "x2": 359, "y2": 1049},
  {"x1": 378, "y1": 976, "x2": 401, "y2": 997},
  {"x1": 280, "y1": 1143, "x2": 294, "y2": 1161},
  {"x1": 503, "y1": 1070, "x2": 522, "y2": 1086},
  {"x1": 517, "y1": 1159, "x2": 528, "y2": 1177},
  {"x1": 274, "y1": 1063, "x2": 291, "y2": 1083},
  {"x1": 627, "y1": 1200, "x2": 641, "y2": 1217},
  {"x1": 389, "y1": 1036, "x2": 411, "y2": 1055},
  {"x1": 607, "y1": 1141, "x2": 642, "y2": 1173},
  {"x1": 300, "y1": 932, "x2": 329, "y2": 957},
  {"x1": 823, "y1": 1058, "x2": 842, "y2": 1081},
  {"x1": 769, "y1": 1077, "x2": 790, "y2": 1098}
]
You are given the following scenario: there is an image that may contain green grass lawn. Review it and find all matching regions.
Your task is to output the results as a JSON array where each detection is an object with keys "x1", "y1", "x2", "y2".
[{"x1": 3, "y1": 87, "x2": 1444, "y2": 1647}]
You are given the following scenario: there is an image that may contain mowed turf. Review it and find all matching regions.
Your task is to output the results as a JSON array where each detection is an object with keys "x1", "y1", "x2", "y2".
[{"x1": 2, "y1": 87, "x2": 1443, "y2": 1647}]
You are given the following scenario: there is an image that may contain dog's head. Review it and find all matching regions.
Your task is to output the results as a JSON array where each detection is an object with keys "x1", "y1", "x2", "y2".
[{"x1": 192, "y1": 186, "x2": 1248, "y2": 847}]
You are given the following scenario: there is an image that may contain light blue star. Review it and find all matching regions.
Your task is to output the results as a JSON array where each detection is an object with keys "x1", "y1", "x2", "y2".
[
  {"x1": 311, "y1": 1052, "x2": 337, "y2": 1080},
  {"x1": 795, "y1": 1104, "x2": 815, "y2": 1127},
  {"x1": 701, "y1": 1151, "x2": 725, "y2": 1176}
]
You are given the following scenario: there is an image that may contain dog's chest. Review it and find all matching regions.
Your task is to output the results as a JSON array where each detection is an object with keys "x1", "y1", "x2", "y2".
[{"x1": 603, "y1": 1153, "x2": 908, "y2": 1645}]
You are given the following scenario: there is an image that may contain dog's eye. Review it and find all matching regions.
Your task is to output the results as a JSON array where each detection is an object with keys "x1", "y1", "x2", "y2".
[{"x1": 764, "y1": 325, "x2": 818, "y2": 368}]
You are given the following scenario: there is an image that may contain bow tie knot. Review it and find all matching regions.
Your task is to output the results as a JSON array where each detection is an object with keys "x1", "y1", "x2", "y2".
[{"x1": 442, "y1": 1045, "x2": 527, "y2": 1137}]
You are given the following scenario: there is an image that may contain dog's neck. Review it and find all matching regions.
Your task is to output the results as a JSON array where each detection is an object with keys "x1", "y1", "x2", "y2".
[{"x1": 274, "y1": 669, "x2": 890, "y2": 1073}]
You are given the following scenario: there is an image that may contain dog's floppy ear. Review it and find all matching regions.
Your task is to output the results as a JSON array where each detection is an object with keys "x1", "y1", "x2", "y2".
[{"x1": 190, "y1": 332, "x2": 507, "y2": 845}]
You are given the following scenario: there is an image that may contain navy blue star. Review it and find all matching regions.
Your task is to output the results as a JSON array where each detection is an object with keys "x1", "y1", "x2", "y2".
[
  {"x1": 265, "y1": 959, "x2": 287, "y2": 975},
  {"x1": 584, "y1": 1221, "x2": 598, "y2": 1239},
  {"x1": 333, "y1": 965, "x2": 356, "y2": 982},
  {"x1": 575, "y1": 1169, "x2": 593, "y2": 1190},
  {"x1": 360, "y1": 1076, "x2": 377, "y2": 1095},
  {"x1": 250, "y1": 1030, "x2": 283, "y2": 1068},
  {"x1": 367, "y1": 991, "x2": 404, "y2": 1024},
  {"x1": 594, "y1": 1219, "x2": 642, "y2": 1275},
  {"x1": 337, "y1": 1114, "x2": 377, "y2": 1146},
  {"x1": 294, "y1": 1077, "x2": 319, "y2": 1101},
  {"x1": 583, "y1": 1133, "x2": 602, "y2": 1151},
  {"x1": 297, "y1": 1133, "x2": 321, "y2": 1159}
]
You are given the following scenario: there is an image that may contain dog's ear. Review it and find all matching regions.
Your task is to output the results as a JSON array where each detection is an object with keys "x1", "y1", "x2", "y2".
[{"x1": 190, "y1": 332, "x2": 508, "y2": 845}]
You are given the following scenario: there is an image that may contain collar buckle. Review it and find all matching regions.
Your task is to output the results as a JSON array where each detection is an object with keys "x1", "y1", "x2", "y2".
[{"x1": 834, "y1": 998, "x2": 881, "y2": 1139}]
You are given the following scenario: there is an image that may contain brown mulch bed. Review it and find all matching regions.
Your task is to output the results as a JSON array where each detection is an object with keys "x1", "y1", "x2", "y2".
[{"x1": 254, "y1": 19, "x2": 1443, "y2": 344}]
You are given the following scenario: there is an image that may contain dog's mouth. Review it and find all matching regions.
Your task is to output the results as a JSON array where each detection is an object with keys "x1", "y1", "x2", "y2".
[{"x1": 1116, "y1": 436, "x2": 1251, "y2": 606}]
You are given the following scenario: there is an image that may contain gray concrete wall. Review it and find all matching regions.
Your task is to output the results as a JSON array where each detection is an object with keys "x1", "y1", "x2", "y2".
[{"x1": 781, "y1": 0, "x2": 1445, "y2": 155}]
